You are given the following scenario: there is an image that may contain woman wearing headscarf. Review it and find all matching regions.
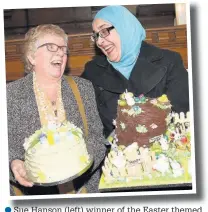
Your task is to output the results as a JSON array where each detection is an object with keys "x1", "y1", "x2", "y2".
[
  {"x1": 81, "y1": 5, "x2": 189, "y2": 138},
  {"x1": 7, "y1": 24, "x2": 106, "y2": 195}
]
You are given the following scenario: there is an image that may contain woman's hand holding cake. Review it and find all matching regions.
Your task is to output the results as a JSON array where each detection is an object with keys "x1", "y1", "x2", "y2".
[{"x1": 11, "y1": 159, "x2": 33, "y2": 187}]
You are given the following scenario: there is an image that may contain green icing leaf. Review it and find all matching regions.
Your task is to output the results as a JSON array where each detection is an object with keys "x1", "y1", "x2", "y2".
[
  {"x1": 120, "y1": 122, "x2": 126, "y2": 130},
  {"x1": 136, "y1": 125, "x2": 148, "y2": 133},
  {"x1": 28, "y1": 138, "x2": 40, "y2": 150}
]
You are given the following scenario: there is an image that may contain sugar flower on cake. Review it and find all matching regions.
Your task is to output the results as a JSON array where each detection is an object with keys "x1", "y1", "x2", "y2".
[
  {"x1": 136, "y1": 124, "x2": 148, "y2": 133},
  {"x1": 118, "y1": 99, "x2": 127, "y2": 106},
  {"x1": 119, "y1": 90, "x2": 136, "y2": 106},
  {"x1": 150, "y1": 99, "x2": 158, "y2": 105},
  {"x1": 138, "y1": 94, "x2": 147, "y2": 103},
  {"x1": 157, "y1": 94, "x2": 169, "y2": 103},
  {"x1": 23, "y1": 129, "x2": 42, "y2": 151},
  {"x1": 121, "y1": 107, "x2": 143, "y2": 117},
  {"x1": 150, "y1": 123, "x2": 158, "y2": 129},
  {"x1": 150, "y1": 94, "x2": 172, "y2": 110},
  {"x1": 126, "y1": 98, "x2": 135, "y2": 106},
  {"x1": 120, "y1": 122, "x2": 126, "y2": 130},
  {"x1": 23, "y1": 121, "x2": 84, "y2": 151}
]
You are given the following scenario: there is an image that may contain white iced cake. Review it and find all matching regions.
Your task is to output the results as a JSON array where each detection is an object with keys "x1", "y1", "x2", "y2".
[{"x1": 24, "y1": 121, "x2": 90, "y2": 184}]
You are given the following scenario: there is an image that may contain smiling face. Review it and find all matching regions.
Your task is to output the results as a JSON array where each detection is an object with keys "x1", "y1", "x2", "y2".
[
  {"x1": 28, "y1": 34, "x2": 67, "y2": 81},
  {"x1": 92, "y1": 18, "x2": 121, "y2": 62}
]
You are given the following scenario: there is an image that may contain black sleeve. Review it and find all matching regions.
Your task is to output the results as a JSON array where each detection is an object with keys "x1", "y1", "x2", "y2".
[
  {"x1": 80, "y1": 61, "x2": 91, "y2": 79},
  {"x1": 166, "y1": 52, "x2": 189, "y2": 113},
  {"x1": 80, "y1": 62, "x2": 107, "y2": 136},
  {"x1": 81, "y1": 61, "x2": 116, "y2": 138}
]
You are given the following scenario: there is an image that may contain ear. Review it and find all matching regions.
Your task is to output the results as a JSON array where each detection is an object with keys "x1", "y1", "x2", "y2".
[{"x1": 27, "y1": 54, "x2": 35, "y2": 66}]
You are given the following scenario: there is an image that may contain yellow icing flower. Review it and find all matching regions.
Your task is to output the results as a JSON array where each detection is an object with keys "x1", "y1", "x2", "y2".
[
  {"x1": 80, "y1": 155, "x2": 88, "y2": 163},
  {"x1": 118, "y1": 99, "x2": 127, "y2": 106},
  {"x1": 38, "y1": 171, "x2": 46, "y2": 182},
  {"x1": 157, "y1": 94, "x2": 169, "y2": 103},
  {"x1": 47, "y1": 131, "x2": 55, "y2": 145}
]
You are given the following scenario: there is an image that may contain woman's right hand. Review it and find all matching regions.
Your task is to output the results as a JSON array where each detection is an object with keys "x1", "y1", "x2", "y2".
[{"x1": 11, "y1": 159, "x2": 33, "y2": 187}]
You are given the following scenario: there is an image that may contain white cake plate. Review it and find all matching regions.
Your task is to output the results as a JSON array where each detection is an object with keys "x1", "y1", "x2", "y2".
[{"x1": 32, "y1": 155, "x2": 93, "y2": 187}]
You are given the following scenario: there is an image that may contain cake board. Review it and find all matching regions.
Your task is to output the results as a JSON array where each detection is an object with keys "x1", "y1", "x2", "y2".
[
  {"x1": 32, "y1": 155, "x2": 94, "y2": 187},
  {"x1": 98, "y1": 174, "x2": 192, "y2": 193}
]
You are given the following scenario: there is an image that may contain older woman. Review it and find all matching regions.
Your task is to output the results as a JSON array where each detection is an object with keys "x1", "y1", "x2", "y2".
[
  {"x1": 7, "y1": 24, "x2": 106, "y2": 195},
  {"x1": 81, "y1": 5, "x2": 190, "y2": 138}
]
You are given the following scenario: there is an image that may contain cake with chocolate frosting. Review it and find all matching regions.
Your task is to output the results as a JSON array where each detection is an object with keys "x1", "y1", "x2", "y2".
[
  {"x1": 114, "y1": 92, "x2": 172, "y2": 147},
  {"x1": 99, "y1": 94, "x2": 192, "y2": 189}
]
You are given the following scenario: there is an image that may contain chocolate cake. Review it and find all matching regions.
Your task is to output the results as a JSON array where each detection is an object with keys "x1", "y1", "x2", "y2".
[
  {"x1": 100, "y1": 96, "x2": 191, "y2": 189},
  {"x1": 114, "y1": 92, "x2": 172, "y2": 147}
]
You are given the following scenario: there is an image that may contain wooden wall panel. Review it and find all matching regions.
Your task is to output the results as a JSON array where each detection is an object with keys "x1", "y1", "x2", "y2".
[
  {"x1": 5, "y1": 61, "x2": 24, "y2": 81},
  {"x1": 5, "y1": 25, "x2": 188, "y2": 82},
  {"x1": 145, "y1": 25, "x2": 188, "y2": 68},
  {"x1": 68, "y1": 55, "x2": 94, "y2": 76}
]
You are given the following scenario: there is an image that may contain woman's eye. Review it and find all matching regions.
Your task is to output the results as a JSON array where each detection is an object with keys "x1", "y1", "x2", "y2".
[{"x1": 49, "y1": 44, "x2": 55, "y2": 49}]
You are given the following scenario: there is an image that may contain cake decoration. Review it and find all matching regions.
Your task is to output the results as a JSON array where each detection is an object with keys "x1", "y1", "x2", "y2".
[
  {"x1": 115, "y1": 93, "x2": 172, "y2": 147},
  {"x1": 24, "y1": 121, "x2": 91, "y2": 184},
  {"x1": 100, "y1": 92, "x2": 192, "y2": 188},
  {"x1": 150, "y1": 123, "x2": 158, "y2": 129},
  {"x1": 120, "y1": 122, "x2": 126, "y2": 130},
  {"x1": 150, "y1": 94, "x2": 172, "y2": 110},
  {"x1": 136, "y1": 124, "x2": 148, "y2": 133}
]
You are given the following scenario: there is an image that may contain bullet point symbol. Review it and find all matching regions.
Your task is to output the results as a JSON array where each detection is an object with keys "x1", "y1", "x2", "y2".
[{"x1": 5, "y1": 207, "x2": 12, "y2": 212}]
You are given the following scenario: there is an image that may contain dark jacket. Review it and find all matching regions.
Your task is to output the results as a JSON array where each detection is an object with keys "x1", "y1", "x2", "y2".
[{"x1": 81, "y1": 41, "x2": 190, "y2": 138}]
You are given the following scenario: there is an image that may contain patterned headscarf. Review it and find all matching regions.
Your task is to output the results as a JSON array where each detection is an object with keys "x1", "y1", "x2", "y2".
[{"x1": 94, "y1": 5, "x2": 146, "y2": 79}]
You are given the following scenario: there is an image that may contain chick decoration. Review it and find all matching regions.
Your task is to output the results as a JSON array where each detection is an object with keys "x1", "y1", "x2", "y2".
[{"x1": 157, "y1": 94, "x2": 169, "y2": 103}]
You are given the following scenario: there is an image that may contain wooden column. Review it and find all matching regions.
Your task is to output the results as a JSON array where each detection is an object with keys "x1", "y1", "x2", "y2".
[{"x1": 175, "y1": 3, "x2": 187, "y2": 25}]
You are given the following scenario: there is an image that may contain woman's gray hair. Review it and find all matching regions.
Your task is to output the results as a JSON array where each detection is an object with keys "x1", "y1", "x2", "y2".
[{"x1": 23, "y1": 24, "x2": 68, "y2": 73}]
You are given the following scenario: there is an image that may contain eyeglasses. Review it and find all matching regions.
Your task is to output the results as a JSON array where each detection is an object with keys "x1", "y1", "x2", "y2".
[
  {"x1": 37, "y1": 43, "x2": 69, "y2": 55},
  {"x1": 91, "y1": 26, "x2": 115, "y2": 42}
]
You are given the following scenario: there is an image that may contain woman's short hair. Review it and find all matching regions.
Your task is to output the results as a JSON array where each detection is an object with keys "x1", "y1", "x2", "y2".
[{"x1": 23, "y1": 24, "x2": 68, "y2": 73}]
